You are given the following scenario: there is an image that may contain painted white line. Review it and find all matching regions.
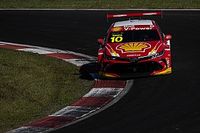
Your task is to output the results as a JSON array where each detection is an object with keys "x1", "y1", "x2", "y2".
[
  {"x1": 0, "y1": 41, "x2": 24, "y2": 46},
  {"x1": 0, "y1": 41, "x2": 96, "y2": 59},
  {"x1": 0, "y1": 41, "x2": 68, "y2": 53},
  {"x1": 84, "y1": 87, "x2": 123, "y2": 98},
  {"x1": 64, "y1": 50, "x2": 96, "y2": 60}
]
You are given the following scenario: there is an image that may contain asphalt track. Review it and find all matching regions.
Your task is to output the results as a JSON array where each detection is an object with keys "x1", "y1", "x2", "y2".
[{"x1": 0, "y1": 10, "x2": 200, "y2": 133}]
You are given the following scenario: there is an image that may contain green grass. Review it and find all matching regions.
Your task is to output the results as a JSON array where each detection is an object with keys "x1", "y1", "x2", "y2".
[
  {"x1": 0, "y1": 48, "x2": 92, "y2": 133},
  {"x1": 0, "y1": 0, "x2": 199, "y2": 9}
]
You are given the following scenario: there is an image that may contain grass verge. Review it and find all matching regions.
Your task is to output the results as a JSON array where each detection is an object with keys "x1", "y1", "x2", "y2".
[
  {"x1": 0, "y1": 0, "x2": 199, "y2": 9},
  {"x1": 0, "y1": 48, "x2": 92, "y2": 133}
]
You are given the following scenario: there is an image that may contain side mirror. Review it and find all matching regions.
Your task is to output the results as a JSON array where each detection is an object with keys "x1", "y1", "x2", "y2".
[
  {"x1": 165, "y1": 34, "x2": 172, "y2": 40},
  {"x1": 97, "y1": 38, "x2": 104, "y2": 46}
]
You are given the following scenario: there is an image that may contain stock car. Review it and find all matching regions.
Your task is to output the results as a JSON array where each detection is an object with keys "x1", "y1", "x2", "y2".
[{"x1": 97, "y1": 12, "x2": 172, "y2": 78}]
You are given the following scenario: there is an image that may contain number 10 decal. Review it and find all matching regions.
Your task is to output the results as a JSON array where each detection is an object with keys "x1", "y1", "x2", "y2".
[{"x1": 110, "y1": 36, "x2": 123, "y2": 43}]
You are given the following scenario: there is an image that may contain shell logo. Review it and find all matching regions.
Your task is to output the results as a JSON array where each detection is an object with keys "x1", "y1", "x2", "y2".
[{"x1": 117, "y1": 42, "x2": 150, "y2": 52}]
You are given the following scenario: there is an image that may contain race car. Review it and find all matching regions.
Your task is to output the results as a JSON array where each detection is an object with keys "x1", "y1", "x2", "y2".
[{"x1": 97, "y1": 12, "x2": 172, "y2": 78}]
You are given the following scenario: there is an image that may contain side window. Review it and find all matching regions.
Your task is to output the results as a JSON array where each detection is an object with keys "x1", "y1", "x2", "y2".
[
  {"x1": 105, "y1": 24, "x2": 115, "y2": 43},
  {"x1": 103, "y1": 35, "x2": 107, "y2": 45},
  {"x1": 154, "y1": 21, "x2": 164, "y2": 40},
  {"x1": 157, "y1": 25, "x2": 164, "y2": 40}
]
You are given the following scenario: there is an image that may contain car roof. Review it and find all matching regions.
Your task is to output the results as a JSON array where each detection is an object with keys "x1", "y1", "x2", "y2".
[{"x1": 113, "y1": 20, "x2": 154, "y2": 27}]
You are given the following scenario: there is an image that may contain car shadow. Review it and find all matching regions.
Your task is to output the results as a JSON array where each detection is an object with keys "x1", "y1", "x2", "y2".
[
  {"x1": 79, "y1": 62, "x2": 101, "y2": 80},
  {"x1": 79, "y1": 62, "x2": 147, "y2": 80}
]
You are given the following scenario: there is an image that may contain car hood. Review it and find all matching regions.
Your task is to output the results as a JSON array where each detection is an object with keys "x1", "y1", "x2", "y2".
[{"x1": 105, "y1": 41, "x2": 163, "y2": 58}]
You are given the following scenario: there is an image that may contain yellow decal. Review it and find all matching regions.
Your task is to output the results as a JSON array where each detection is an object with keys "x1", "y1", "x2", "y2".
[
  {"x1": 118, "y1": 42, "x2": 150, "y2": 52},
  {"x1": 111, "y1": 27, "x2": 122, "y2": 32},
  {"x1": 110, "y1": 47, "x2": 119, "y2": 57},
  {"x1": 148, "y1": 46, "x2": 157, "y2": 55},
  {"x1": 110, "y1": 36, "x2": 123, "y2": 43},
  {"x1": 103, "y1": 73, "x2": 120, "y2": 78},
  {"x1": 148, "y1": 43, "x2": 161, "y2": 55},
  {"x1": 153, "y1": 67, "x2": 172, "y2": 75}
]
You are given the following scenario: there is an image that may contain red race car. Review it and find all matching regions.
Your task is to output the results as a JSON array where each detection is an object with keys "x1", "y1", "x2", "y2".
[{"x1": 97, "y1": 12, "x2": 172, "y2": 78}]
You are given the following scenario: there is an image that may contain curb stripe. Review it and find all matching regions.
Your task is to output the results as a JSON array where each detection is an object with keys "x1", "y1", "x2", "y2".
[
  {"x1": 72, "y1": 97, "x2": 113, "y2": 107},
  {"x1": 18, "y1": 48, "x2": 55, "y2": 54},
  {"x1": 63, "y1": 59, "x2": 92, "y2": 67},
  {"x1": 84, "y1": 88, "x2": 123, "y2": 97},
  {"x1": 1, "y1": 41, "x2": 132, "y2": 133},
  {"x1": 0, "y1": 44, "x2": 29, "y2": 50},
  {"x1": 51, "y1": 106, "x2": 96, "y2": 118},
  {"x1": 47, "y1": 53, "x2": 83, "y2": 59},
  {"x1": 8, "y1": 126, "x2": 51, "y2": 133},
  {"x1": 93, "y1": 80, "x2": 126, "y2": 88},
  {"x1": 27, "y1": 116, "x2": 75, "y2": 128}
]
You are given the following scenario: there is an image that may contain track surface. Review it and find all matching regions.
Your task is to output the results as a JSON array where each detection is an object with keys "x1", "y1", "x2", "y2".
[{"x1": 0, "y1": 10, "x2": 200, "y2": 133}]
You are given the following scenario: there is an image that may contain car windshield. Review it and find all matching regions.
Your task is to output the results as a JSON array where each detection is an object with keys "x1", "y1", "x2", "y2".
[{"x1": 108, "y1": 30, "x2": 160, "y2": 43}]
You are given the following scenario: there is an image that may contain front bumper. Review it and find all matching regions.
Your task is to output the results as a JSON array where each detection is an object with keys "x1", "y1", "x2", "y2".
[{"x1": 99, "y1": 50, "x2": 172, "y2": 78}]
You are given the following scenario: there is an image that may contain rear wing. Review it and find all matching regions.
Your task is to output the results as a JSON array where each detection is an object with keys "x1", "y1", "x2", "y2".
[{"x1": 107, "y1": 12, "x2": 161, "y2": 19}]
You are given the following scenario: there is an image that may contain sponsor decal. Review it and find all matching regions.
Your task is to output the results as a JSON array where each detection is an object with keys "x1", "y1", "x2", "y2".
[
  {"x1": 148, "y1": 41, "x2": 161, "y2": 55},
  {"x1": 106, "y1": 45, "x2": 119, "y2": 57},
  {"x1": 154, "y1": 67, "x2": 172, "y2": 75},
  {"x1": 111, "y1": 27, "x2": 123, "y2": 32},
  {"x1": 117, "y1": 42, "x2": 151, "y2": 53},
  {"x1": 124, "y1": 25, "x2": 132, "y2": 31},
  {"x1": 110, "y1": 47, "x2": 119, "y2": 57},
  {"x1": 110, "y1": 33, "x2": 123, "y2": 43},
  {"x1": 127, "y1": 54, "x2": 141, "y2": 57},
  {"x1": 124, "y1": 25, "x2": 153, "y2": 31}
]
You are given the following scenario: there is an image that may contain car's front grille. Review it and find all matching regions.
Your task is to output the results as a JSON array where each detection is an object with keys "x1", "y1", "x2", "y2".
[
  {"x1": 106, "y1": 55, "x2": 153, "y2": 63},
  {"x1": 105, "y1": 61, "x2": 163, "y2": 73}
]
